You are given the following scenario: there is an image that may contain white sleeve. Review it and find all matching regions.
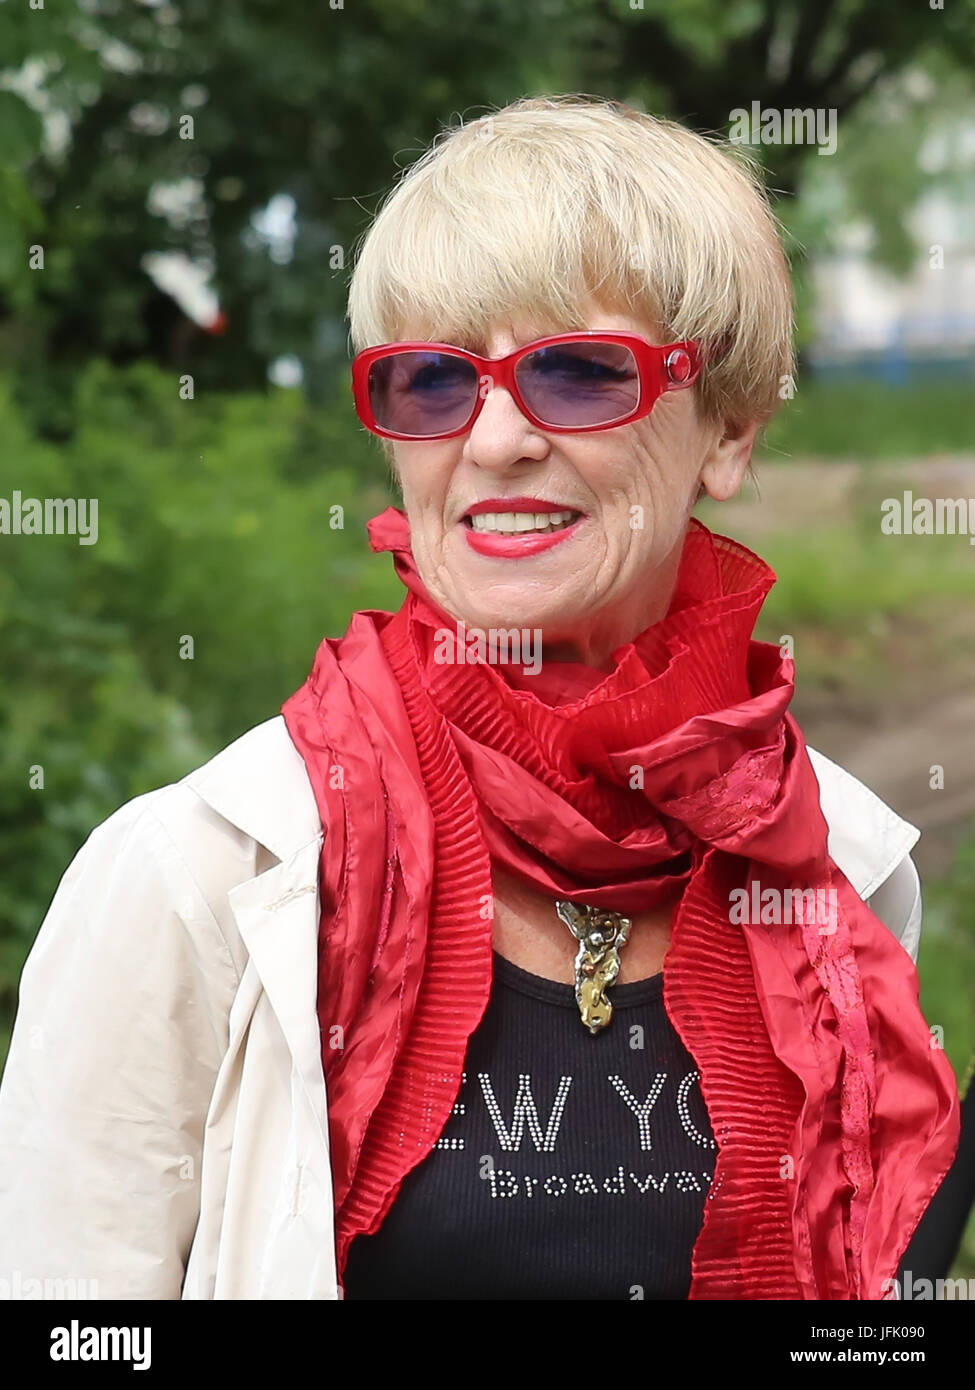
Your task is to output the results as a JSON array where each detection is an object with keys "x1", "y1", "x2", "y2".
[
  {"x1": 0, "y1": 793, "x2": 240, "y2": 1299},
  {"x1": 864, "y1": 850, "x2": 923, "y2": 965},
  {"x1": 805, "y1": 744, "x2": 923, "y2": 966}
]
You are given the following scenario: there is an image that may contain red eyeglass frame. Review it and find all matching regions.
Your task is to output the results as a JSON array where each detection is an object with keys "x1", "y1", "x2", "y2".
[{"x1": 350, "y1": 331, "x2": 703, "y2": 440}]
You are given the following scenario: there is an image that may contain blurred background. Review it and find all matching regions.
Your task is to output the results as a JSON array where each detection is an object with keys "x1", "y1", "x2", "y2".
[{"x1": 1, "y1": 0, "x2": 973, "y2": 1281}]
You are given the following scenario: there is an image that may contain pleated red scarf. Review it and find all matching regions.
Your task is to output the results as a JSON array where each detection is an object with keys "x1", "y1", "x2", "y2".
[{"x1": 281, "y1": 506, "x2": 960, "y2": 1299}]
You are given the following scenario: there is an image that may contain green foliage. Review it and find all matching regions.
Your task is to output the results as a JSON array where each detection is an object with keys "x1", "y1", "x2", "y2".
[
  {"x1": 784, "y1": 52, "x2": 975, "y2": 278},
  {"x1": 0, "y1": 361, "x2": 400, "y2": 1046},
  {"x1": 0, "y1": 0, "x2": 579, "y2": 412},
  {"x1": 755, "y1": 523, "x2": 975, "y2": 629},
  {"x1": 916, "y1": 831, "x2": 975, "y2": 1277},
  {"x1": 2, "y1": 0, "x2": 974, "y2": 419},
  {"x1": 759, "y1": 381, "x2": 975, "y2": 462},
  {"x1": 918, "y1": 835, "x2": 975, "y2": 1086}
]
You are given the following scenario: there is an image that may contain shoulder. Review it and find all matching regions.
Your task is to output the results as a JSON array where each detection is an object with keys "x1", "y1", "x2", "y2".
[
  {"x1": 38, "y1": 717, "x2": 321, "y2": 978},
  {"x1": 178, "y1": 713, "x2": 321, "y2": 859},
  {"x1": 85, "y1": 715, "x2": 319, "y2": 869},
  {"x1": 805, "y1": 744, "x2": 922, "y2": 962}
]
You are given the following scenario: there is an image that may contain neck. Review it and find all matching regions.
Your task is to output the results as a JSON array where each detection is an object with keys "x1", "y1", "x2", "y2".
[{"x1": 534, "y1": 541, "x2": 685, "y2": 668}]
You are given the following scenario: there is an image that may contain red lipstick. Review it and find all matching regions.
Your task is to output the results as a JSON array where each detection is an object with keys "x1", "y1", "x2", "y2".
[{"x1": 460, "y1": 497, "x2": 586, "y2": 559}]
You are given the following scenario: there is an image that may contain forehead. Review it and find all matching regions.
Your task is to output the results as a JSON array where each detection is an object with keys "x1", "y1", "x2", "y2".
[{"x1": 399, "y1": 304, "x2": 657, "y2": 353}]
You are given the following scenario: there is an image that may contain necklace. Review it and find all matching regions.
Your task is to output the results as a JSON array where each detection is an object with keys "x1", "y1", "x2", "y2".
[{"x1": 555, "y1": 899, "x2": 632, "y2": 1034}]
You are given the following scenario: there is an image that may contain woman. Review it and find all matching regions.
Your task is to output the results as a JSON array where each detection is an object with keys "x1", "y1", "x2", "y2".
[{"x1": 0, "y1": 94, "x2": 960, "y2": 1301}]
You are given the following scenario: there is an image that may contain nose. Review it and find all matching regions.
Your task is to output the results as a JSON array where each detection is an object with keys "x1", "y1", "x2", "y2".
[{"x1": 464, "y1": 358, "x2": 550, "y2": 471}]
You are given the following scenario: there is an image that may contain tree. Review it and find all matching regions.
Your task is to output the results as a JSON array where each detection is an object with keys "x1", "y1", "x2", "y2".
[{"x1": 1, "y1": 0, "x2": 972, "y2": 425}]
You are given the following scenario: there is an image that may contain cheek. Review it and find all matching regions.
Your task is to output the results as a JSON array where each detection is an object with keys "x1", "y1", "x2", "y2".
[
  {"x1": 591, "y1": 437, "x2": 675, "y2": 516},
  {"x1": 393, "y1": 447, "x2": 450, "y2": 507},
  {"x1": 631, "y1": 407, "x2": 706, "y2": 503},
  {"x1": 394, "y1": 451, "x2": 462, "y2": 559},
  {"x1": 592, "y1": 429, "x2": 701, "y2": 559}
]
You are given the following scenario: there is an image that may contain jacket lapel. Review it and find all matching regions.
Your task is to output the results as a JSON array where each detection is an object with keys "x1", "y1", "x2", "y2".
[
  {"x1": 227, "y1": 837, "x2": 330, "y2": 1146},
  {"x1": 183, "y1": 717, "x2": 330, "y2": 1139}
]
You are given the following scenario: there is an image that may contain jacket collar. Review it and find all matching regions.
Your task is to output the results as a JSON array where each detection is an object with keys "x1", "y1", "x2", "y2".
[{"x1": 182, "y1": 715, "x2": 322, "y2": 863}]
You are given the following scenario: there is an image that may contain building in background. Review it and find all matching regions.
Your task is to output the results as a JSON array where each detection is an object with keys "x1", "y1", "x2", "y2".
[{"x1": 809, "y1": 186, "x2": 975, "y2": 384}]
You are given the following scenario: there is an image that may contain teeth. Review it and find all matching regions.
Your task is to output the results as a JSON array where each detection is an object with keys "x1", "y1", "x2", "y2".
[{"x1": 469, "y1": 510, "x2": 578, "y2": 534}]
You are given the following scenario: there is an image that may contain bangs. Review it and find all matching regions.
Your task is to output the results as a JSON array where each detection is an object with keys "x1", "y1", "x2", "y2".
[
  {"x1": 347, "y1": 96, "x2": 795, "y2": 426},
  {"x1": 349, "y1": 131, "x2": 669, "y2": 353}
]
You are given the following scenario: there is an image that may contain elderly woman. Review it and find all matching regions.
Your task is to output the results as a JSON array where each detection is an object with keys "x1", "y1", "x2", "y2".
[{"x1": 0, "y1": 94, "x2": 960, "y2": 1302}]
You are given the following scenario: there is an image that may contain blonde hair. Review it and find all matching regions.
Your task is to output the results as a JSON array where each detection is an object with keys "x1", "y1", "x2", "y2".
[{"x1": 347, "y1": 93, "x2": 795, "y2": 439}]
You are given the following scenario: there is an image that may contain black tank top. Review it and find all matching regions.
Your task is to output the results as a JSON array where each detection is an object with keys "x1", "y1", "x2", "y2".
[{"x1": 342, "y1": 951, "x2": 717, "y2": 1300}]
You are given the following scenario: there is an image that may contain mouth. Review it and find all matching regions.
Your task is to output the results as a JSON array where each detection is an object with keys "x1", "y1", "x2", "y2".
[
  {"x1": 459, "y1": 505, "x2": 587, "y2": 559},
  {"x1": 462, "y1": 508, "x2": 583, "y2": 535}
]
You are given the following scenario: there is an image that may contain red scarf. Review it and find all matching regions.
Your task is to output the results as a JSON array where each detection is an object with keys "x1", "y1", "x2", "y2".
[{"x1": 281, "y1": 507, "x2": 960, "y2": 1299}]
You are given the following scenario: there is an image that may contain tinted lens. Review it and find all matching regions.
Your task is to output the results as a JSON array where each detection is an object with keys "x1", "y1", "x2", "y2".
[
  {"x1": 515, "y1": 341, "x2": 640, "y2": 426},
  {"x1": 367, "y1": 351, "x2": 478, "y2": 436}
]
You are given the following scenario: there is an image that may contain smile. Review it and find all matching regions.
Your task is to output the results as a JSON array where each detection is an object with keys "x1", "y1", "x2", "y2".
[
  {"x1": 465, "y1": 509, "x2": 580, "y2": 534},
  {"x1": 460, "y1": 509, "x2": 586, "y2": 558}
]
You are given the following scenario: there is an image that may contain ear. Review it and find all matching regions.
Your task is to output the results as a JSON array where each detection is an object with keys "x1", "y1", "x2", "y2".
[{"x1": 698, "y1": 417, "x2": 761, "y2": 503}]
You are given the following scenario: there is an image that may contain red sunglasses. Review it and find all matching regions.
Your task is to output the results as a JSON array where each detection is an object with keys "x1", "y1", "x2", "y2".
[{"x1": 350, "y1": 331, "x2": 702, "y2": 441}]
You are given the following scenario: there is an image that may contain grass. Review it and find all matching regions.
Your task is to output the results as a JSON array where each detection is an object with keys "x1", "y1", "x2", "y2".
[
  {"x1": 747, "y1": 519, "x2": 975, "y2": 694},
  {"x1": 758, "y1": 380, "x2": 975, "y2": 462},
  {"x1": 758, "y1": 524, "x2": 975, "y2": 626}
]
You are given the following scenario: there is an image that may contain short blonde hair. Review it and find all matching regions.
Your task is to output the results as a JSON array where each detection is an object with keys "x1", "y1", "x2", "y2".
[{"x1": 347, "y1": 93, "x2": 795, "y2": 435}]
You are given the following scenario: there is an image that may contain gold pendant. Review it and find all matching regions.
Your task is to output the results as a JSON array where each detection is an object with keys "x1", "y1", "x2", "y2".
[{"x1": 555, "y1": 900, "x2": 631, "y2": 1034}]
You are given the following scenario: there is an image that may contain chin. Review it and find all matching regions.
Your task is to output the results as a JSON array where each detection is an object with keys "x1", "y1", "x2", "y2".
[{"x1": 459, "y1": 602, "x2": 574, "y2": 636}]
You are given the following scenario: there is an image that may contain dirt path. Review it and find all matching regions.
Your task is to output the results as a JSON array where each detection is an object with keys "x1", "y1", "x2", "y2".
[{"x1": 713, "y1": 456, "x2": 975, "y2": 878}]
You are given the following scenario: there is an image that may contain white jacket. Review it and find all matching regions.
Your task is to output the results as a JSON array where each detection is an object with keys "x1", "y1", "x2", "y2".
[{"x1": 0, "y1": 714, "x2": 923, "y2": 1300}]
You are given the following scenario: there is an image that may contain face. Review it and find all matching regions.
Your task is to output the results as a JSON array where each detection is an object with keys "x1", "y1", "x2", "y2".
[{"x1": 390, "y1": 305, "x2": 758, "y2": 667}]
